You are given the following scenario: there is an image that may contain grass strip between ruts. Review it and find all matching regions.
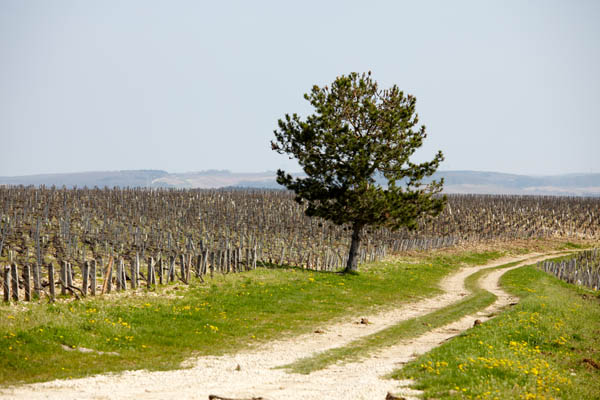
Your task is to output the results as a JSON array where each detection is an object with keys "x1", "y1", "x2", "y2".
[{"x1": 283, "y1": 260, "x2": 522, "y2": 374}]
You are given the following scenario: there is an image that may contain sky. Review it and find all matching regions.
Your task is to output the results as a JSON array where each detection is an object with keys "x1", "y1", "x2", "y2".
[{"x1": 1, "y1": 0, "x2": 599, "y2": 177}]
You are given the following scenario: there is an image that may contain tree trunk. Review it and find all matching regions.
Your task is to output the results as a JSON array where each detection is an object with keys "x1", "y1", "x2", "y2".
[{"x1": 345, "y1": 222, "x2": 364, "y2": 273}]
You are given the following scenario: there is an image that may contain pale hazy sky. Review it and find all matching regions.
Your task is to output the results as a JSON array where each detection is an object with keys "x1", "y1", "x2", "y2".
[{"x1": 1, "y1": 0, "x2": 599, "y2": 176}]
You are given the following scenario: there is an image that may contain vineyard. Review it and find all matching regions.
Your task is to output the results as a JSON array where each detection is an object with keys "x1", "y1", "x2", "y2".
[
  {"x1": 538, "y1": 248, "x2": 600, "y2": 290},
  {"x1": 1, "y1": 186, "x2": 599, "y2": 302}
]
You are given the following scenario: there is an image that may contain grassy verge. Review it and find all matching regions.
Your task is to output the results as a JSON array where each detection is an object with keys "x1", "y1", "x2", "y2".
[
  {"x1": 283, "y1": 260, "x2": 521, "y2": 374},
  {"x1": 0, "y1": 250, "x2": 502, "y2": 385},
  {"x1": 390, "y1": 262, "x2": 600, "y2": 400}
]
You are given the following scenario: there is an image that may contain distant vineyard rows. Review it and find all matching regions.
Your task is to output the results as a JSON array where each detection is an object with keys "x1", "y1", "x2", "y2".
[{"x1": 0, "y1": 186, "x2": 599, "y2": 301}]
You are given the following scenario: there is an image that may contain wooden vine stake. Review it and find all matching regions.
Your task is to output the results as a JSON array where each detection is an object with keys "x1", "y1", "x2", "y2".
[
  {"x1": 121, "y1": 258, "x2": 127, "y2": 290},
  {"x1": 147, "y1": 257, "x2": 156, "y2": 287},
  {"x1": 66, "y1": 262, "x2": 73, "y2": 288},
  {"x1": 130, "y1": 259, "x2": 137, "y2": 289},
  {"x1": 101, "y1": 256, "x2": 114, "y2": 294},
  {"x1": 180, "y1": 254, "x2": 186, "y2": 283},
  {"x1": 134, "y1": 253, "x2": 140, "y2": 288},
  {"x1": 82, "y1": 261, "x2": 89, "y2": 296},
  {"x1": 48, "y1": 263, "x2": 55, "y2": 302},
  {"x1": 3, "y1": 266, "x2": 10, "y2": 302},
  {"x1": 186, "y1": 254, "x2": 192, "y2": 283},
  {"x1": 90, "y1": 259, "x2": 97, "y2": 296},
  {"x1": 23, "y1": 264, "x2": 31, "y2": 301},
  {"x1": 60, "y1": 261, "x2": 67, "y2": 296},
  {"x1": 10, "y1": 263, "x2": 19, "y2": 301},
  {"x1": 33, "y1": 262, "x2": 41, "y2": 299},
  {"x1": 158, "y1": 257, "x2": 164, "y2": 285},
  {"x1": 168, "y1": 256, "x2": 176, "y2": 282}
]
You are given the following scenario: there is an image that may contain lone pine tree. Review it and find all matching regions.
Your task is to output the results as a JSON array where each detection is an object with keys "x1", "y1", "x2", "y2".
[{"x1": 272, "y1": 72, "x2": 446, "y2": 272}]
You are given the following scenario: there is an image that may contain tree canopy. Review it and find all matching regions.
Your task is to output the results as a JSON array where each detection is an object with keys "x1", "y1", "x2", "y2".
[{"x1": 272, "y1": 72, "x2": 446, "y2": 272}]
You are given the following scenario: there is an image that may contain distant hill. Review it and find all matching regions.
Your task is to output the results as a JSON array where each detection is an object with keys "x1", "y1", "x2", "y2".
[
  {"x1": 1, "y1": 169, "x2": 599, "y2": 196},
  {"x1": 425, "y1": 171, "x2": 600, "y2": 196},
  {"x1": 0, "y1": 170, "x2": 170, "y2": 188}
]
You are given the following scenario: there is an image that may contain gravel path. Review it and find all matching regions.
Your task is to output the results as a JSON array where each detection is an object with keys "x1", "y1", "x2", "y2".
[{"x1": 0, "y1": 252, "x2": 565, "y2": 400}]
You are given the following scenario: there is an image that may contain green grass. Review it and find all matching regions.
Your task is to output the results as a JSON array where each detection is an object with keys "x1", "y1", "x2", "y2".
[
  {"x1": 390, "y1": 262, "x2": 600, "y2": 400},
  {"x1": 283, "y1": 260, "x2": 522, "y2": 374},
  {"x1": 0, "y1": 250, "x2": 502, "y2": 385},
  {"x1": 562, "y1": 242, "x2": 586, "y2": 250}
]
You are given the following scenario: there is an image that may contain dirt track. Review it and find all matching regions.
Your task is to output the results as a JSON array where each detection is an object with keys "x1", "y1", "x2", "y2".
[{"x1": 0, "y1": 252, "x2": 566, "y2": 400}]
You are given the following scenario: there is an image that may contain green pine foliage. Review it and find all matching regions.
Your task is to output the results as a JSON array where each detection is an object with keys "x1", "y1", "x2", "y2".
[{"x1": 272, "y1": 72, "x2": 446, "y2": 271}]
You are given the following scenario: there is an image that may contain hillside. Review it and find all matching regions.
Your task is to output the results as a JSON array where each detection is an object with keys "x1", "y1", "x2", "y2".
[
  {"x1": 0, "y1": 170, "x2": 170, "y2": 188},
  {"x1": 1, "y1": 169, "x2": 599, "y2": 196}
]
